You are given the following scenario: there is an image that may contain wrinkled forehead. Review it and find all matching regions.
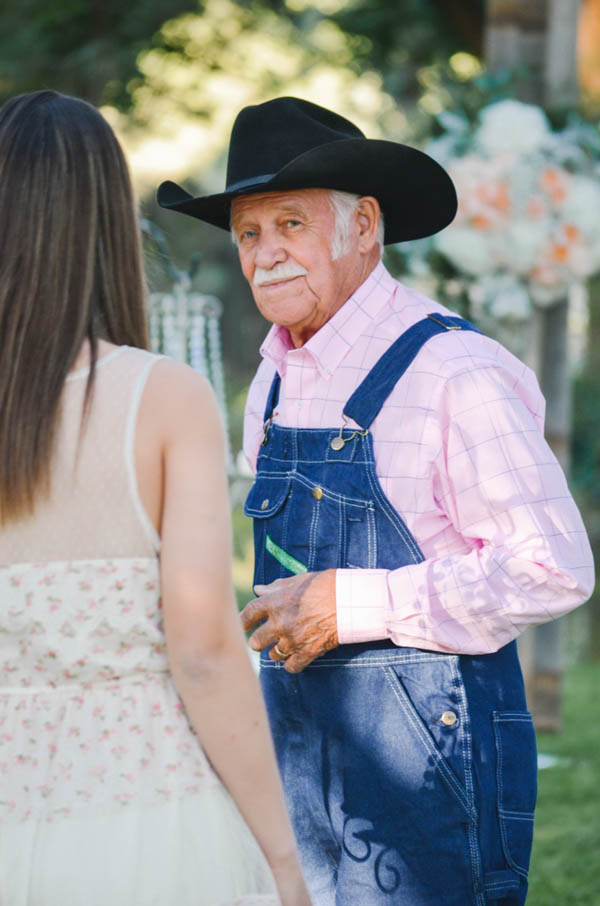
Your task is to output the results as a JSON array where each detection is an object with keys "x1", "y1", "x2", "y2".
[{"x1": 230, "y1": 187, "x2": 333, "y2": 226}]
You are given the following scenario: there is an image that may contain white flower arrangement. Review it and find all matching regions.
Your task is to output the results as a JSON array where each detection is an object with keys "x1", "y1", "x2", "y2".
[{"x1": 419, "y1": 99, "x2": 600, "y2": 318}]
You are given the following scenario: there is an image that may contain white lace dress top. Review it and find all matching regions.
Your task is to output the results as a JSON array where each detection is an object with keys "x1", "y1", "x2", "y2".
[{"x1": 0, "y1": 347, "x2": 278, "y2": 906}]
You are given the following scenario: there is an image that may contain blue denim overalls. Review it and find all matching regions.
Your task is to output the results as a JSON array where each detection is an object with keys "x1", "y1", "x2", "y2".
[{"x1": 245, "y1": 315, "x2": 537, "y2": 906}]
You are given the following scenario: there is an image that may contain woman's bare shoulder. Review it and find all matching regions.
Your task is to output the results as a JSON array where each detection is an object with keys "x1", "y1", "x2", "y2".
[{"x1": 141, "y1": 357, "x2": 223, "y2": 439}]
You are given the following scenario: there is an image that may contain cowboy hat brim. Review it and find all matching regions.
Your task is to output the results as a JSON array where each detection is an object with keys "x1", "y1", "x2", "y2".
[{"x1": 157, "y1": 139, "x2": 457, "y2": 244}]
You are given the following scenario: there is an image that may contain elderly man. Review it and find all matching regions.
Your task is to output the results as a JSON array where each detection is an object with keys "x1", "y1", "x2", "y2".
[{"x1": 158, "y1": 97, "x2": 593, "y2": 906}]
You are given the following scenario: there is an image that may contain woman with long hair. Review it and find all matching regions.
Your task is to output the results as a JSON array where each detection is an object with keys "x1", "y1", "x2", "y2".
[{"x1": 0, "y1": 90, "x2": 310, "y2": 906}]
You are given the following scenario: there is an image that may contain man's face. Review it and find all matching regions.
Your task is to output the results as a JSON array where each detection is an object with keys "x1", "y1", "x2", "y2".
[{"x1": 231, "y1": 188, "x2": 372, "y2": 347}]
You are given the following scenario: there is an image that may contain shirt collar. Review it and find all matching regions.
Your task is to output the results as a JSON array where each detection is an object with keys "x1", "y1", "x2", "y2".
[{"x1": 259, "y1": 261, "x2": 397, "y2": 379}]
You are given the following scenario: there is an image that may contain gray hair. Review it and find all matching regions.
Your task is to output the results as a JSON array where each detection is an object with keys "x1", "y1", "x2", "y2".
[{"x1": 329, "y1": 190, "x2": 384, "y2": 260}]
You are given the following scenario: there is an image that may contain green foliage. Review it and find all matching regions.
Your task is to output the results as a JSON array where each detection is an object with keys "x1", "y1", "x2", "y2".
[
  {"x1": 528, "y1": 661, "x2": 600, "y2": 905},
  {"x1": 0, "y1": 0, "x2": 200, "y2": 105}
]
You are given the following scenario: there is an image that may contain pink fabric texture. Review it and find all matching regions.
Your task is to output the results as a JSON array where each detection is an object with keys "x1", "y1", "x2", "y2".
[{"x1": 244, "y1": 262, "x2": 594, "y2": 655}]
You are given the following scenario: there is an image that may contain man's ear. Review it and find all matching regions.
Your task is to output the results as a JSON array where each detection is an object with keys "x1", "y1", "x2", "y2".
[{"x1": 356, "y1": 196, "x2": 381, "y2": 254}]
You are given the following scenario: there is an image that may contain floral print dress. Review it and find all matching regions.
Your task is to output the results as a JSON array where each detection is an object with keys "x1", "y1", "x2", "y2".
[{"x1": 0, "y1": 347, "x2": 278, "y2": 906}]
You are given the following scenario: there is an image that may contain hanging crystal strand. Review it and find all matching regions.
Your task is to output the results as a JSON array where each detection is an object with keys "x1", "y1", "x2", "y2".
[
  {"x1": 148, "y1": 293, "x2": 163, "y2": 354},
  {"x1": 172, "y1": 275, "x2": 190, "y2": 364},
  {"x1": 188, "y1": 294, "x2": 208, "y2": 379},
  {"x1": 160, "y1": 294, "x2": 179, "y2": 361},
  {"x1": 141, "y1": 221, "x2": 240, "y2": 480},
  {"x1": 206, "y1": 297, "x2": 232, "y2": 472}
]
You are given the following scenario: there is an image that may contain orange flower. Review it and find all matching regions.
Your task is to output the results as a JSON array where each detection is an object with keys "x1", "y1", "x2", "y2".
[
  {"x1": 527, "y1": 198, "x2": 544, "y2": 218},
  {"x1": 471, "y1": 214, "x2": 491, "y2": 229},
  {"x1": 564, "y1": 224, "x2": 580, "y2": 242},
  {"x1": 551, "y1": 244, "x2": 569, "y2": 262},
  {"x1": 541, "y1": 168, "x2": 567, "y2": 202}
]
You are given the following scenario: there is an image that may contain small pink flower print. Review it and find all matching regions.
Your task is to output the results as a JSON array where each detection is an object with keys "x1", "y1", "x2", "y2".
[
  {"x1": 76, "y1": 790, "x2": 92, "y2": 800},
  {"x1": 76, "y1": 658, "x2": 85, "y2": 667},
  {"x1": 111, "y1": 580, "x2": 126, "y2": 591},
  {"x1": 46, "y1": 651, "x2": 57, "y2": 659},
  {"x1": 145, "y1": 582, "x2": 156, "y2": 591},
  {"x1": 39, "y1": 574, "x2": 55, "y2": 586},
  {"x1": 48, "y1": 744, "x2": 57, "y2": 756},
  {"x1": 37, "y1": 785, "x2": 52, "y2": 798},
  {"x1": 166, "y1": 764, "x2": 177, "y2": 774},
  {"x1": 163, "y1": 725, "x2": 175, "y2": 736},
  {"x1": 92, "y1": 706, "x2": 105, "y2": 718},
  {"x1": 121, "y1": 772, "x2": 135, "y2": 784},
  {"x1": 151, "y1": 703, "x2": 162, "y2": 715},
  {"x1": 79, "y1": 743, "x2": 90, "y2": 752},
  {"x1": 68, "y1": 727, "x2": 80, "y2": 738},
  {"x1": 114, "y1": 792, "x2": 136, "y2": 805},
  {"x1": 129, "y1": 724, "x2": 143, "y2": 735},
  {"x1": 101, "y1": 729, "x2": 111, "y2": 740},
  {"x1": 185, "y1": 784, "x2": 200, "y2": 795},
  {"x1": 79, "y1": 581, "x2": 92, "y2": 592},
  {"x1": 1, "y1": 733, "x2": 12, "y2": 742},
  {"x1": 9, "y1": 576, "x2": 21, "y2": 587},
  {"x1": 110, "y1": 745, "x2": 128, "y2": 759}
]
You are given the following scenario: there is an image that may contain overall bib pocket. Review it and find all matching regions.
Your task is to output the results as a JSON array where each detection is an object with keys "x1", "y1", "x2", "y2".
[
  {"x1": 492, "y1": 711, "x2": 537, "y2": 878},
  {"x1": 244, "y1": 475, "x2": 292, "y2": 584},
  {"x1": 246, "y1": 473, "x2": 378, "y2": 576}
]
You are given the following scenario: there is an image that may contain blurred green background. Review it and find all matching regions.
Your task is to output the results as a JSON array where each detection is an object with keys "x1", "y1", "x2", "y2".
[{"x1": 2, "y1": 2, "x2": 599, "y2": 902}]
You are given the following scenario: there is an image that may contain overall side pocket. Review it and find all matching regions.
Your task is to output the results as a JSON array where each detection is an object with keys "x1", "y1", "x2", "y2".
[{"x1": 492, "y1": 711, "x2": 537, "y2": 879}]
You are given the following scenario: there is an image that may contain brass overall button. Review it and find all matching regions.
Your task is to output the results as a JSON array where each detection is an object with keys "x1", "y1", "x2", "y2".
[
  {"x1": 441, "y1": 710, "x2": 458, "y2": 726},
  {"x1": 260, "y1": 498, "x2": 270, "y2": 510},
  {"x1": 312, "y1": 486, "x2": 323, "y2": 500}
]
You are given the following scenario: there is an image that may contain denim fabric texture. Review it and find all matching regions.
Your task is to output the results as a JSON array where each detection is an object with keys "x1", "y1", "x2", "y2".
[{"x1": 245, "y1": 315, "x2": 537, "y2": 905}]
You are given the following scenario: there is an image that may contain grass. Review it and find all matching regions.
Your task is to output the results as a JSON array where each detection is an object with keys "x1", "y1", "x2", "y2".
[{"x1": 527, "y1": 660, "x2": 600, "y2": 906}]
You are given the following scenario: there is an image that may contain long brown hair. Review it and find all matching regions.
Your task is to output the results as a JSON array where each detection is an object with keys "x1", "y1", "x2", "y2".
[{"x1": 0, "y1": 90, "x2": 149, "y2": 524}]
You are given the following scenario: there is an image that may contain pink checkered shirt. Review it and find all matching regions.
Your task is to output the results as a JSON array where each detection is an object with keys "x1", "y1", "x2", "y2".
[{"x1": 243, "y1": 262, "x2": 594, "y2": 654}]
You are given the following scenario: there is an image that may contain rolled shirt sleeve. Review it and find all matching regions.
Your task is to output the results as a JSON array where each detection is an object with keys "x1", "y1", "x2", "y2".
[{"x1": 336, "y1": 361, "x2": 594, "y2": 654}]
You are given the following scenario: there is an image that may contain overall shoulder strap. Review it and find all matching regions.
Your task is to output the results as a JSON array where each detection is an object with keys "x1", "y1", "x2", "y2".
[
  {"x1": 263, "y1": 372, "x2": 281, "y2": 423},
  {"x1": 343, "y1": 314, "x2": 480, "y2": 430}
]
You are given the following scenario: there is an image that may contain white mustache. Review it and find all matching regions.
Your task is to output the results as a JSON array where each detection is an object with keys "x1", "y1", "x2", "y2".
[{"x1": 253, "y1": 263, "x2": 308, "y2": 287}]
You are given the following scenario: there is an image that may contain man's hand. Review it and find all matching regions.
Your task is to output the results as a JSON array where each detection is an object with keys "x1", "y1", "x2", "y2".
[{"x1": 240, "y1": 570, "x2": 338, "y2": 674}]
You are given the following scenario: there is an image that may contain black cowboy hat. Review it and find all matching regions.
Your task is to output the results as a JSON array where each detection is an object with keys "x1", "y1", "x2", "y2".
[{"x1": 157, "y1": 96, "x2": 457, "y2": 245}]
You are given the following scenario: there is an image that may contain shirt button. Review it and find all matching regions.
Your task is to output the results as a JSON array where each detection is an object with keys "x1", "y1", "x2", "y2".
[
  {"x1": 260, "y1": 499, "x2": 270, "y2": 510},
  {"x1": 441, "y1": 710, "x2": 458, "y2": 726},
  {"x1": 312, "y1": 486, "x2": 323, "y2": 501}
]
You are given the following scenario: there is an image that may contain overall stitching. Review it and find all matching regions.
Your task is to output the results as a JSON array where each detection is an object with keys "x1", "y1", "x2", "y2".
[{"x1": 307, "y1": 498, "x2": 320, "y2": 572}]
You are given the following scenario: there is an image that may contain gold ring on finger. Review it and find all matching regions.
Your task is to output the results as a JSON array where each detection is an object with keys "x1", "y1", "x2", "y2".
[{"x1": 273, "y1": 642, "x2": 289, "y2": 659}]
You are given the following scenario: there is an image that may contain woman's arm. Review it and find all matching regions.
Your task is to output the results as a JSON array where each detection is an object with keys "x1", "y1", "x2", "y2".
[{"x1": 150, "y1": 361, "x2": 309, "y2": 905}]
